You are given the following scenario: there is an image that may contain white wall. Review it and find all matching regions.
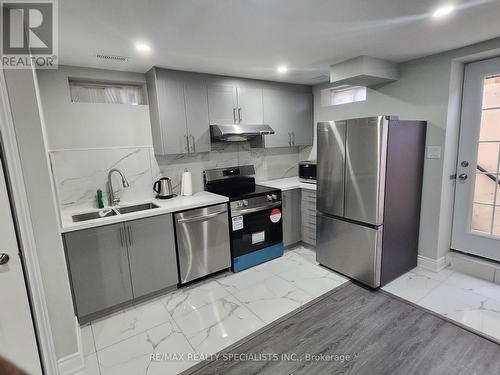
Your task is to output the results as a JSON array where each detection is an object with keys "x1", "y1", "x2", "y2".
[
  {"x1": 3, "y1": 69, "x2": 79, "y2": 360},
  {"x1": 301, "y1": 37, "x2": 500, "y2": 261},
  {"x1": 36, "y1": 65, "x2": 152, "y2": 150}
]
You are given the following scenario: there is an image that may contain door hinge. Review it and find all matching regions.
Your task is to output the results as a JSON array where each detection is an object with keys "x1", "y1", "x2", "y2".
[{"x1": 450, "y1": 174, "x2": 457, "y2": 180}]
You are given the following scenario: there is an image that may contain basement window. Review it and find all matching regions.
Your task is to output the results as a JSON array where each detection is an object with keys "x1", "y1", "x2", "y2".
[
  {"x1": 321, "y1": 85, "x2": 366, "y2": 106},
  {"x1": 69, "y1": 80, "x2": 146, "y2": 105}
]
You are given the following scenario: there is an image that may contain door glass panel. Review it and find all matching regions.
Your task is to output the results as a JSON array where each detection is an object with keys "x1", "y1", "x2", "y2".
[
  {"x1": 479, "y1": 110, "x2": 500, "y2": 141},
  {"x1": 471, "y1": 203, "x2": 494, "y2": 233},
  {"x1": 473, "y1": 173, "x2": 496, "y2": 204},
  {"x1": 477, "y1": 143, "x2": 499, "y2": 173},
  {"x1": 494, "y1": 207, "x2": 500, "y2": 236},
  {"x1": 470, "y1": 75, "x2": 500, "y2": 236}
]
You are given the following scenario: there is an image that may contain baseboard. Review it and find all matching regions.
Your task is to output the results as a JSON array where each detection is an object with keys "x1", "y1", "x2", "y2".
[
  {"x1": 449, "y1": 250, "x2": 500, "y2": 283},
  {"x1": 57, "y1": 318, "x2": 84, "y2": 374},
  {"x1": 417, "y1": 254, "x2": 449, "y2": 272}
]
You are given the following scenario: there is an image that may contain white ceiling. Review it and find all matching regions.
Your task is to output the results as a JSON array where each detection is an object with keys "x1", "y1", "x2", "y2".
[{"x1": 59, "y1": 0, "x2": 500, "y2": 84}]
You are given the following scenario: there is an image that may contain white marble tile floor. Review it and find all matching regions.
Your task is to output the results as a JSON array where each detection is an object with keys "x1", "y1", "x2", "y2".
[
  {"x1": 382, "y1": 265, "x2": 500, "y2": 343},
  {"x1": 80, "y1": 245, "x2": 347, "y2": 374}
]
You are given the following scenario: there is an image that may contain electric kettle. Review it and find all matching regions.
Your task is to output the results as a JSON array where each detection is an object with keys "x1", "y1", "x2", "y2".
[{"x1": 153, "y1": 177, "x2": 174, "y2": 199}]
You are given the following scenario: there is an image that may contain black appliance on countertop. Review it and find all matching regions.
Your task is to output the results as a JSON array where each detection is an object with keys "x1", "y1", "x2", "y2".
[
  {"x1": 299, "y1": 160, "x2": 317, "y2": 183},
  {"x1": 203, "y1": 165, "x2": 283, "y2": 272}
]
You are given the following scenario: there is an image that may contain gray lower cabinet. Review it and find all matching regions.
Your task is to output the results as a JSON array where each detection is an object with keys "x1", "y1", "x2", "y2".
[
  {"x1": 301, "y1": 189, "x2": 317, "y2": 246},
  {"x1": 282, "y1": 189, "x2": 302, "y2": 247},
  {"x1": 282, "y1": 188, "x2": 317, "y2": 247},
  {"x1": 127, "y1": 215, "x2": 178, "y2": 298},
  {"x1": 64, "y1": 214, "x2": 178, "y2": 321},
  {"x1": 64, "y1": 223, "x2": 133, "y2": 319}
]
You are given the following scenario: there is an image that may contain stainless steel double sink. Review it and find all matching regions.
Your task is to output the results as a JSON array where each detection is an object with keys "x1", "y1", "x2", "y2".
[{"x1": 72, "y1": 202, "x2": 160, "y2": 222}]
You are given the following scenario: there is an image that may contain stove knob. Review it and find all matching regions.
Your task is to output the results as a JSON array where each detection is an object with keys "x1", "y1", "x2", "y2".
[
  {"x1": 242, "y1": 200, "x2": 249, "y2": 206},
  {"x1": 236, "y1": 201, "x2": 243, "y2": 207},
  {"x1": 271, "y1": 194, "x2": 278, "y2": 200},
  {"x1": 267, "y1": 195, "x2": 273, "y2": 201}
]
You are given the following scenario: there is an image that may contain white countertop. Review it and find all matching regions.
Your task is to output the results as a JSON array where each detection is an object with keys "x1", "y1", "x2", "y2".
[
  {"x1": 259, "y1": 177, "x2": 317, "y2": 191},
  {"x1": 60, "y1": 191, "x2": 228, "y2": 233}
]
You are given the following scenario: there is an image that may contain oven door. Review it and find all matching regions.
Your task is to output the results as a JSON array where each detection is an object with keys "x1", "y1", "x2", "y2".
[{"x1": 230, "y1": 202, "x2": 283, "y2": 267}]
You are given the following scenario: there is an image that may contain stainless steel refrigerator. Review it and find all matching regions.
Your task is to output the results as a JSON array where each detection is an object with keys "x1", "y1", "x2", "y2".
[{"x1": 316, "y1": 116, "x2": 426, "y2": 288}]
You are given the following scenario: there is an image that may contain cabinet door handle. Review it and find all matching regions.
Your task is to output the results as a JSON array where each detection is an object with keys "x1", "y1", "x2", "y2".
[
  {"x1": 238, "y1": 107, "x2": 242, "y2": 123},
  {"x1": 190, "y1": 135, "x2": 196, "y2": 153},
  {"x1": 233, "y1": 108, "x2": 237, "y2": 123},
  {"x1": 127, "y1": 226, "x2": 133, "y2": 246},
  {"x1": 292, "y1": 132, "x2": 296, "y2": 146},
  {"x1": 184, "y1": 134, "x2": 190, "y2": 153}
]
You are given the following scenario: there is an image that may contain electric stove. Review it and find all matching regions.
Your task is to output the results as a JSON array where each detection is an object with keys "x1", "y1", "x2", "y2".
[{"x1": 203, "y1": 165, "x2": 284, "y2": 272}]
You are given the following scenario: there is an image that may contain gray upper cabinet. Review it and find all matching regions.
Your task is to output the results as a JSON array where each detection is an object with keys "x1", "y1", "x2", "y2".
[
  {"x1": 207, "y1": 85, "x2": 263, "y2": 125},
  {"x1": 146, "y1": 68, "x2": 210, "y2": 155},
  {"x1": 156, "y1": 72, "x2": 189, "y2": 154},
  {"x1": 126, "y1": 215, "x2": 178, "y2": 298},
  {"x1": 64, "y1": 223, "x2": 133, "y2": 319},
  {"x1": 236, "y1": 87, "x2": 263, "y2": 124},
  {"x1": 263, "y1": 89, "x2": 313, "y2": 148},
  {"x1": 147, "y1": 67, "x2": 312, "y2": 151},
  {"x1": 184, "y1": 82, "x2": 211, "y2": 153},
  {"x1": 207, "y1": 85, "x2": 238, "y2": 124}
]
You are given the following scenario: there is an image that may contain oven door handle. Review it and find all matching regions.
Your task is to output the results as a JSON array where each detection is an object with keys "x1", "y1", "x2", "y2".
[
  {"x1": 233, "y1": 201, "x2": 282, "y2": 215},
  {"x1": 176, "y1": 210, "x2": 227, "y2": 223}
]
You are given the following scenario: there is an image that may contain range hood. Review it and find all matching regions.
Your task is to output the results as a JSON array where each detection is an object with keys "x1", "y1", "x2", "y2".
[{"x1": 210, "y1": 124, "x2": 275, "y2": 142}]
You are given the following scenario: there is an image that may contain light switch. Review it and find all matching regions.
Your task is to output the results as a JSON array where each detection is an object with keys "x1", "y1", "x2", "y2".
[{"x1": 426, "y1": 146, "x2": 441, "y2": 159}]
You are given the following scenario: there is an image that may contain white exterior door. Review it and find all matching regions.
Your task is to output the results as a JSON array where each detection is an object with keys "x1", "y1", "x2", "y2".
[
  {"x1": 0, "y1": 156, "x2": 42, "y2": 374},
  {"x1": 452, "y1": 57, "x2": 500, "y2": 261}
]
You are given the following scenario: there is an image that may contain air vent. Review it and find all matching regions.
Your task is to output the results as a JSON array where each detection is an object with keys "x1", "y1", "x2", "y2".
[
  {"x1": 311, "y1": 75, "x2": 329, "y2": 81},
  {"x1": 96, "y1": 53, "x2": 129, "y2": 62}
]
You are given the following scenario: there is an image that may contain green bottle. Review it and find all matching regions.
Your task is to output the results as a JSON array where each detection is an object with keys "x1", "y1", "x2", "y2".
[{"x1": 96, "y1": 189, "x2": 104, "y2": 209}]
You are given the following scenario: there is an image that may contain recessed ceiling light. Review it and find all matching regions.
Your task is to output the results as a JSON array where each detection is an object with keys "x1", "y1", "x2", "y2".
[
  {"x1": 135, "y1": 43, "x2": 151, "y2": 53},
  {"x1": 277, "y1": 65, "x2": 288, "y2": 74},
  {"x1": 432, "y1": 4, "x2": 455, "y2": 18}
]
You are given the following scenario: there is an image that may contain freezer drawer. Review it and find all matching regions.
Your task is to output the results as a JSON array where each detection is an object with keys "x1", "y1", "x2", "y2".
[
  {"x1": 317, "y1": 213, "x2": 382, "y2": 287},
  {"x1": 175, "y1": 203, "x2": 231, "y2": 284}
]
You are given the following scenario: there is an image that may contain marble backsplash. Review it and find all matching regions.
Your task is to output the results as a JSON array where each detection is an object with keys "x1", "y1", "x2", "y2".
[
  {"x1": 50, "y1": 143, "x2": 301, "y2": 212},
  {"x1": 50, "y1": 147, "x2": 156, "y2": 211},
  {"x1": 154, "y1": 143, "x2": 301, "y2": 194}
]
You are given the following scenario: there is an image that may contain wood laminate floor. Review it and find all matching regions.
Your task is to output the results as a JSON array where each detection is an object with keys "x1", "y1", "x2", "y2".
[{"x1": 190, "y1": 282, "x2": 500, "y2": 375}]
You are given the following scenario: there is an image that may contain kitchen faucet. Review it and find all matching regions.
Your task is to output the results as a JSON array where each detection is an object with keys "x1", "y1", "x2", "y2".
[{"x1": 107, "y1": 168, "x2": 130, "y2": 206}]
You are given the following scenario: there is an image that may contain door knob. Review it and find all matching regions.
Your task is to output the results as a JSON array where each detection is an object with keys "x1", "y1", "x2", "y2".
[
  {"x1": 458, "y1": 173, "x2": 468, "y2": 181},
  {"x1": 0, "y1": 253, "x2": 10, "y2": 265}
]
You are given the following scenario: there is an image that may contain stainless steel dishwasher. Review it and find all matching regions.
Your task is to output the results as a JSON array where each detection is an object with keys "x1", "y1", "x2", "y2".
[{"x1": 174, "y1": 203, "x2": 231, "y2": 284}]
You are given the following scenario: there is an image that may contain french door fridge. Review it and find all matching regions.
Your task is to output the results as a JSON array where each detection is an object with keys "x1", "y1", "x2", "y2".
[{"x1": 316, "y1": 116, "x2": 426, "y2": 287}]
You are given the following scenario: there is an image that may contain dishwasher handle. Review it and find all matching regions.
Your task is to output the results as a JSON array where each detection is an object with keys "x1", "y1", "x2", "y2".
[{"x1": 176, "y1": 209, "x2": 227, "y2": 224}]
